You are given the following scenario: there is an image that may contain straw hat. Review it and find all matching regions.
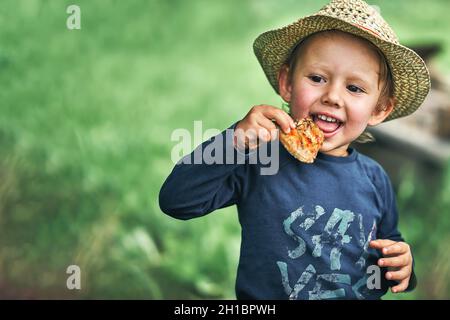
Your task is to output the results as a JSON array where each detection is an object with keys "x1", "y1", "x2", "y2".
[{"x1": 253, "y1": 0, "x2": 431, "y2": 121}]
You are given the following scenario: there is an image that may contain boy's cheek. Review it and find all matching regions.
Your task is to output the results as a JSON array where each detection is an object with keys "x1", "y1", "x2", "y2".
[
  {"x1": 348, "y1": 107, "x2": 375, "y2": 129},
  {"x1": 290, "y1": 86, "x2": 318, "y2": 119}
]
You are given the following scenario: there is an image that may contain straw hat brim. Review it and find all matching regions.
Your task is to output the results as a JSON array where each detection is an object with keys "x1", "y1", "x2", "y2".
[{"x1": 253, "y1": 15, "x2": 431, "y2": 122}]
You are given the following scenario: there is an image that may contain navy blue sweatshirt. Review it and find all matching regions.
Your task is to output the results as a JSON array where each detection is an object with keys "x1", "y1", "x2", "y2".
[{"x1": 159, "y1": 123, "x2": 416, "y2": 299}]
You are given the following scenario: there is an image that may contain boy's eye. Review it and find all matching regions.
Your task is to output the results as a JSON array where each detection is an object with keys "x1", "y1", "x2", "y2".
[
  {"x1": 347, "y1": 85, "x2": 365, "y2": 93},
  {"x1": 308, "y1": 75, "x2": 325, "y2": 83}
]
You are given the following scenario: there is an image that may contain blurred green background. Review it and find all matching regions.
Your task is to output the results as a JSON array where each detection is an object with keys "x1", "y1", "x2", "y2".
[{"x1": 0, "y1": 0, "x2": 449, "y2": 299}]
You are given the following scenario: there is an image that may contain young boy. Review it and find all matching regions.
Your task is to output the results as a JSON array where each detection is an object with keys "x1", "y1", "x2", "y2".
[{"x1": 159, "y1": 0, "x2": 430, "y2": 299}]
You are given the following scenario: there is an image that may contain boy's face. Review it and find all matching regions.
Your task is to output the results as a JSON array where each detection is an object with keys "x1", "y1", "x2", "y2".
[{"x1": 279, "y1": 31, "x2": 393, "y2": 157}]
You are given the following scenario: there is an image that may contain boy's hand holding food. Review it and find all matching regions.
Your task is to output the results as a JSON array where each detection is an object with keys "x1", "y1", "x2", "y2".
[{"x1": 234, "y1": 105, "x2": 295, "y2": 150}]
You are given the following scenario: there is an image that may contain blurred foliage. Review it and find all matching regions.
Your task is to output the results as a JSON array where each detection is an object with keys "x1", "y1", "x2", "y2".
[{"x1": 0, "y1": 0, "x2": 449, "y2": 299}]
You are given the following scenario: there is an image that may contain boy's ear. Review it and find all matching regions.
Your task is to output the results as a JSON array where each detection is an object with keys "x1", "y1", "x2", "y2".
[
  {"x1": 278, "y1": 65, "x2": 292, "y2": 103},
  {"x1": 367, "y1": 97, "x2": 395, "y2": 126}
]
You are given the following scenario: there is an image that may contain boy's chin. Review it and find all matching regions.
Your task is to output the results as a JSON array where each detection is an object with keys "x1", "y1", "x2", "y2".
[{"x1": 320, "y1": 141, "x2": 350, "y2": 157}]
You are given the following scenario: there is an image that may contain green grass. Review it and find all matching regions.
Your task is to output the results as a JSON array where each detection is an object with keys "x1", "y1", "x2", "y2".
[{"x1": 0, "y1": 0, "x2": 449, "y2": 299}]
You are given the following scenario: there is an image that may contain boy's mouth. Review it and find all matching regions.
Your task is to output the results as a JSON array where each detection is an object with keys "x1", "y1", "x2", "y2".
[{"x1": 310, "y1": 112, "x2": 344, "y2": 138}]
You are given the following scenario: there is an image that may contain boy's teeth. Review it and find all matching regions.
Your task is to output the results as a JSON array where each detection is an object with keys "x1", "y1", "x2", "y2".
[{"x1": 317, "y1": 114, "x2": 337, "y2": 123}]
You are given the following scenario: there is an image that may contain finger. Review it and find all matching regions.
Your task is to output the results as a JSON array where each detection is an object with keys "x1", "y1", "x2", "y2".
[
  {"x1": 369, "y1": 239, "x2": 397, "y2": 250},
  {"x1": 234, "y1": 125, "x2": 253, "y2": 149},
  {"x1": 261, "y1": 107, "x2": 295, "y2": 133},
  {"x1": 391, "y1": 278, "x2": 410, "y2": 293},
  {"x1": 247, "y1": 137, "x2": 259, "y2": 150},
  {"x1": 386, "y1": 268, "x2": 410, "y2": 281},
  {"x1": 245, "y1": 128, "x2": 259, "y2": 149},
  {"x1": 378, "y1": 255, "x2": 408, "y2": 268},
  {"x1": 256, "y1": 117, "x2": 278, "y2": 140},
  {"x1": 272, "y1": 107, "x2": 296, "y2": 129},
  {"x1": 382, "y1": 242, "x2": 408, "y2": 256},
  {"x1": 256, "y1": 127, "x2": 272, "y2": 143},
  {"x1": 283, "y1": 112, "x2": 296, "y2": 129}
]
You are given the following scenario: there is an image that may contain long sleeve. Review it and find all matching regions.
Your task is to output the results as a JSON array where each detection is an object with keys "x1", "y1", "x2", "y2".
[
  {"x1": 376, "y1": 170, "x2": 417, "y2": 292},
  {"x1": 376, "y1": 171, "x2": 403, "y2": 242},
  {"x1": 159, "y1": 123, "x2": 253, "y2": 220}
]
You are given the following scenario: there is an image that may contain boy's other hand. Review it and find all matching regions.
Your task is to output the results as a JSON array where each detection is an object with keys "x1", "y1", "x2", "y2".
[
  {"x1": 369, "y1": 239, "x2": 413, "y2": 293},
  {"x1": 234, "y1": 105, "x2": 295, "y2": 150}
]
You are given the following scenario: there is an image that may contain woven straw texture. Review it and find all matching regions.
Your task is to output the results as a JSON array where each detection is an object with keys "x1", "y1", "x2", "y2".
[{"x1": 253, "y1": 0, "x2": 431, "y2": 121}]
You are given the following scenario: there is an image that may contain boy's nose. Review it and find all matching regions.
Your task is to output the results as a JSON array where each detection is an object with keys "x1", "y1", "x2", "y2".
[{"x1": 321, "y1": 84, "x2": 344, "y2": 108}]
